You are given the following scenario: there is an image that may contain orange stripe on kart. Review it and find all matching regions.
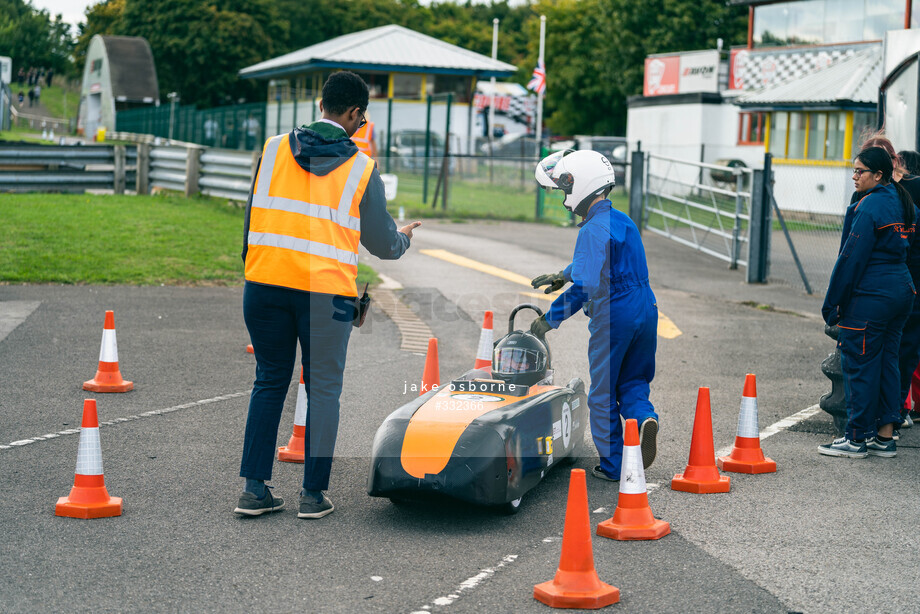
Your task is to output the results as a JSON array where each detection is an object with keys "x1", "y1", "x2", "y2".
[{"x1": 400, "y1": 386, "x2": 553, "y2": 478}]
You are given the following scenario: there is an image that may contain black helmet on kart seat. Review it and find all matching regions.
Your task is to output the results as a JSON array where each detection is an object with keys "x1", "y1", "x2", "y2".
[{"x1": 491, "y1": 304, "x2": 551, "y2": 387}]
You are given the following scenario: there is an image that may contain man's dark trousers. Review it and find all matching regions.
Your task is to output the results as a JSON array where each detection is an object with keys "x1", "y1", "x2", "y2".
[{"x1": 240, "y1": 282, "x2": 352, "y2": 491}]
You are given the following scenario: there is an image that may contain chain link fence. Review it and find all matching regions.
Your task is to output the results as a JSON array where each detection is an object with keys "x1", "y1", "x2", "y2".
[{"x1": 767, "y1": 162, "x2": 850, "y2": 296}]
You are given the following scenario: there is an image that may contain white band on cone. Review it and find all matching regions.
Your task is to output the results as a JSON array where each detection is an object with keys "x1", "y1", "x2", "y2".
[
  {"x1": 618, "y1": 444, "x2": 647, "y2": 495},
  {"x1": 737, "y1": 396, "x2": 759, "y2": 438},
  {"x1": 75, "y1": 427, "x2": 103, "y2": 475},
  {"x1": 293, "y1": 382, "x2": 307, "y2": 427},
  {"x1": 476, "y1": 328, "x2": 493, "y2": 361},
  {"x1": 99, "y1": 329, "x2": 119, "y2": 363}
]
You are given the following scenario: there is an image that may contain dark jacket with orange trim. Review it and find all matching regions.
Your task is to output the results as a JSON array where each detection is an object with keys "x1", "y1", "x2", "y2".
[
  {"x1": 845, "y1": 174, "x2": 920, "y2": 294},
  {"x1": 241, "y1": 121, "x2": 409, "y2": 269},
  {"x1": 823, "y1": 183, "x2": 915, "y2": 326}
]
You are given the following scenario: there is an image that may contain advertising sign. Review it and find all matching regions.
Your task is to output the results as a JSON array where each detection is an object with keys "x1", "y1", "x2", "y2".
[
  {"x1": 644, "y1": 50, "x2": 720, "y2": 96},
  {"x1": 644, "y1": 56, "x2": 679, "y2": 96},
  {"x1": 729, "y1": 48, "x2": 749, "y2": 90}
]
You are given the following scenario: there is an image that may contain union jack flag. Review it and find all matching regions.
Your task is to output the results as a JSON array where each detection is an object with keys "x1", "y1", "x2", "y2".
[{"x1": 527, "y1": 59, "x2": 546, "y2": 95}]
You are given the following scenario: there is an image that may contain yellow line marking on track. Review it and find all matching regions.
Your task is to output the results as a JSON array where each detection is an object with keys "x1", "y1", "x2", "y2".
[
  {"x1": 657, "y1": 310, "x2": 682, "y2": 339},
  {"x1": 420, "y1": 248, "x2": 682, "y2": 339}
]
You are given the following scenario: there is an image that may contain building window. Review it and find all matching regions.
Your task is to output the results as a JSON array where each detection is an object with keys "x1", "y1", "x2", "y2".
[
  {"x1": 787, "y1": 112, "x2": 807, "y2": 159},
  {"x1": 826, "y1": 112, "x2": 846, "y2": 159},
  {"x1": 738, "y1": 112, "x2": 766, "y2": 145},
  {"x1": 432, "y1": 74, "x2": 472, "y2": 103},
  {"x1": 353, "y1": 72, "x2": 388, "y2": 99},
  {"x1": 769, "y1": 112, "x2": 788, "y2": 157},
  {"x1": 767, "y1": 110, "x2": 878, "y2": 161},
  {"x1": 806, "y1": 112, "x2": 827, "y2": 159},
  {"x1": 392, "y1": 73, "x2": 423, "y2": 100},
  {"x1": 754, "y1": 0, "x2": 905, "y2": 47}
]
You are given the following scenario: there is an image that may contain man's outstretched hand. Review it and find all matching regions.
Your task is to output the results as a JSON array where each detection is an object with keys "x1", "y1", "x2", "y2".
[{"x1": 399, "y1": 221, "x2": 422, "y2": 239}]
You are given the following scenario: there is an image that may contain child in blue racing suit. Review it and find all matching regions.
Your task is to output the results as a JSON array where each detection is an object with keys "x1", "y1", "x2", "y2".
[{"x1": 531, "y1": 150, "x2": 659, "y2": 481}]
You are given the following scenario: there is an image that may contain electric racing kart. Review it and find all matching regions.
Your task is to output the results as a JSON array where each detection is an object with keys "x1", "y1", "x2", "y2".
[{"x1": 367, "y1": 304, "x2": 588, "y2": 513}]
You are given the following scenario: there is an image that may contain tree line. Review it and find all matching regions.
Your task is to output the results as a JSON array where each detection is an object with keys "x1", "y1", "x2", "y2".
[{"x1": 0, "y1": 0, "x2": 747, "y2": 135}]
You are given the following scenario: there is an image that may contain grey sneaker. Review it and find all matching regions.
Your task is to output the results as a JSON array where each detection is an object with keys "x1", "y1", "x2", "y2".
[
  {"x1": 818, "y1": 437, "x2": 868, "y2": 458},
  {"x1": 234, "y1": 489, "x2": 284, "y2": 516},
  {"x1": 591, "y1": 465, "x2": 619, "y2": 482},
  {"x1": 893, "y1": 429, "x2": 901, "y2": 441},
  {"x1": 901, "y1": 414, "x2": 913, "y2": 429},
  {"x1": 298, "y1": 492, "x2": 334, "y2": 519},
  {"x1": 866, "y1": 437, "x2": 897, "y2": 458},
  {"x1": 639, "y1": 417, "x2": 658, "y2": 469}
]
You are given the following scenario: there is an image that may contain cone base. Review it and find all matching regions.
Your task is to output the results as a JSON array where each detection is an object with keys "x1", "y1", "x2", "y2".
[
  {"x1": 55, "y1": 496, "x2": 122, "y2": 519},
  {"x1": 671, "y1": 473, "x2": 731, "y2": 493},
  {"x1": 534, "y1": 580, "x2": 620, "y2": 609},
  {"x1": 277, "y1": 446, "x2": 305, "y2": 463},
  {"x1": 83, "y1": 378, "x2": 133, "y2": 393},
  {"x1": 597, "y1": 516, "x2": 670, "y2": 541},
  {"x1": 717, "y1": 456, "x2": 777, "y2": 474}
]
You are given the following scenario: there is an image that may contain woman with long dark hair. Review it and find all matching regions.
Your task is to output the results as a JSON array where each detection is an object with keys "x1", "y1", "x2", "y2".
[{"x1": 821, "y1": 146, "x2": 916, "y2": 458}]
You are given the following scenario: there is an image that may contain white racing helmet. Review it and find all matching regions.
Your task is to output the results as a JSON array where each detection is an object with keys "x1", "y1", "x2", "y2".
[{"x1": 535, "y1": 149, "x2": 616, "y2": 216}]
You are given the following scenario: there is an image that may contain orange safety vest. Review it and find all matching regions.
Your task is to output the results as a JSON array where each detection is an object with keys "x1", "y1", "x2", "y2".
[
  {"x1": 245, "y1": 133, "x2": 375, "y2": 296},
  {"x1": 351, "y1": 122, "x2": 375, "y2": 157}
]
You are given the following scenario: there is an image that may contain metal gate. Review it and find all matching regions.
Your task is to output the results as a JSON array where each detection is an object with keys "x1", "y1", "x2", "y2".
[{"x1": 643, "y1": 153, "x2": 753, "y2": 270}]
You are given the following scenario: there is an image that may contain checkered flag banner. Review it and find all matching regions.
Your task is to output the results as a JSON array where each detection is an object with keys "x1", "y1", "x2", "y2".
[{"x1": 527, "y1": 59, "x2": 546, "y2": 95}]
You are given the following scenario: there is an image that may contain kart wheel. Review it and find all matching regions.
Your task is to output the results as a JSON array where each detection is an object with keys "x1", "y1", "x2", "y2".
[
  {"x1": 562, "y1": 444, "x2": 584, "y2": 466},
  {"x1": 500, "y1": 496, "x2": 523, "y2": 515}
]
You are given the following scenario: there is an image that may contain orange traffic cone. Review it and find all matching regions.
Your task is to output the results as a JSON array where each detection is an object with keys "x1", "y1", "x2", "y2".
[
  {"x1": 474, "y1": 311, "x2": 494, "y2": 372},
  {"x1": 534, "y1": 469, "x2": 620, "y2": 609},
  {"x1": 597, "y1": 419, "x2": 670, "y2": 540},
  {"x1": 83, "y1": 310, "x2": 133, "y2": 393},
  {"x1": 420, "y1": 337, "x2": 440, "y2": 395},
  {"x1": 717, "y1": 374, "x2": 776, "y2": 474},
  {"x1": 671, "y1": 387, "x2": 731, "y2": 493},
  {"x1": 278, "y1": 368, "x2": 307, "y2": 463},
  {"x1": 55, "y1": 399, "x2": 123, "y2": 518},
  {"x1": 246, "y1": 344, "x2": 254, "y2": 354}
]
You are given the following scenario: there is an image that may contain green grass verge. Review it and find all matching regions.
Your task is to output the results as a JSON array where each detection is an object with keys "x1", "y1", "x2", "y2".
[
  {"x1": 0, "y1": 192, "x2": 381, "y2": 286},
  {"x1": 0, "y1": 126, "x2": 46, "y2": 143}
]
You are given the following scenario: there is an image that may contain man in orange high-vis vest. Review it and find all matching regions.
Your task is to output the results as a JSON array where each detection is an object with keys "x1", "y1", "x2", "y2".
[
  {"x1": 236, "y1": 72, "x2": 421, "y2": 520},
  {"x1": 351, "y1": 119, "x2": 376, "y2": 159}
]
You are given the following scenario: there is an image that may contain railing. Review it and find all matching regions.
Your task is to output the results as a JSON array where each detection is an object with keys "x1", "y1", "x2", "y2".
[
  {"x1": 643, "y1": 153, "x2": 753, "y2": 270},
  {"x1": 0, "y1": 143, "x2": 136, "y2": 193},
  {"x1": 0, "y1": 137, "x2": 258, "y2": 202}
]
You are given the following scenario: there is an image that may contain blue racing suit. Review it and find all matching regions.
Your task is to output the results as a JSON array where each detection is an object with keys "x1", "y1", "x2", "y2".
[
  {"x1": 823, "y1": 183, "x2": 915, "y2": 440},
  {"x1": 544, "y1": 200, "x2": 658, "y2": 477}
]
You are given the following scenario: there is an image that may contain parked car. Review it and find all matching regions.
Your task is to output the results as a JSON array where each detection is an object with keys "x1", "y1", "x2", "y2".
[
  {"x1": 387, "y1": 130, "x2": 450, "y2": 172},
  {"x1": 478, "y1": 133, "x2": 539, "y2": 158}
]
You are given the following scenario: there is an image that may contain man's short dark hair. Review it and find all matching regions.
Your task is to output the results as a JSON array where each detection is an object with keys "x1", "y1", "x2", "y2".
[{"x1": 321, "y1": 71, "x2": 369, "y2": 115}]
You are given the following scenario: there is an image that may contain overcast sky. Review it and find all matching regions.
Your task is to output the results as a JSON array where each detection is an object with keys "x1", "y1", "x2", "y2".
[{"x1": 31, "y1": 0, "x2": 93, "y2": 29}]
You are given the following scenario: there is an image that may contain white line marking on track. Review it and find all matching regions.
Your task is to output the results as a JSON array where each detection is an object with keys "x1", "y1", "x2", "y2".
[
  {"x1": 715, "y1": 403, "x2": 822, "y2": 458},
  {"x1": 414, "y1": 554, "x2": 518, "y2": 610},
  {"x1": 0, "y1": 390, "x2": 251, "y2": 452}
]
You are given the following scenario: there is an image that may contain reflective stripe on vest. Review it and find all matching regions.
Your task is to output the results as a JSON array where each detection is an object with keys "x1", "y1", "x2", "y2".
[
  {"x1": 244, "y1": 134, "x2": 375, "y2": 295},
  {"x1": 351, "y1": 122, "x2": 374, "y2": 157}
]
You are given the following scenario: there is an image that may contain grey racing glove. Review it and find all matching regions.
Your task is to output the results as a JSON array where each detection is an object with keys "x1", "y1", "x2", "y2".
[
  {"x1": 530, "y1": 315, "x2": 552, "y2": 338},
  {"x1": 531, "y1": 270, "x2": 566, "y2": 294}
]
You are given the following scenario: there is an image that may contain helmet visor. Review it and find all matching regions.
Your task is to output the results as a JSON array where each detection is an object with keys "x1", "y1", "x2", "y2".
[{"x1": 493, "y1": 347, "x2": 546, "y2": 376}]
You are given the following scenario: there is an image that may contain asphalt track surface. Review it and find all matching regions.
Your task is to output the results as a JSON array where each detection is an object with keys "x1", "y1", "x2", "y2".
[{"x1": 1, "y1": 220, "x2": 918, "y2": 613}]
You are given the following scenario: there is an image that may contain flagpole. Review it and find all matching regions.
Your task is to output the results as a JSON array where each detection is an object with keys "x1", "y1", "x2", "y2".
[
  {"x1": 535, "y1": 14, "x2": 545, "y2": 157},
  {"x1": 489, "y1": 18, "x2": 499, "y2": 143}
]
